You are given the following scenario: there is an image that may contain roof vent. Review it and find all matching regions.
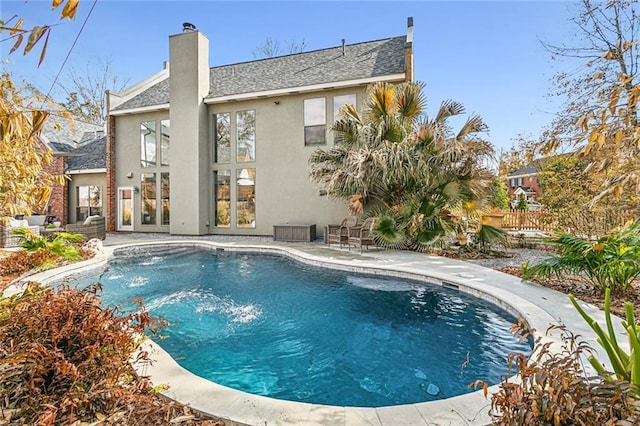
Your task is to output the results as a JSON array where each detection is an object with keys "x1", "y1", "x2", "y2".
[
  {"x1": 341, "y1": 38, "x2": 345, "y2": 55},
  {"x1": 183, "y1": 22, "x2": 196, "y2": 32}
]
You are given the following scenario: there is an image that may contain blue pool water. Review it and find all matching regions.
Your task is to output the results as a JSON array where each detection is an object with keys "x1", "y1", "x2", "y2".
[{"x1": 67, "y1": 246, "x2": 531, "y2": 407}]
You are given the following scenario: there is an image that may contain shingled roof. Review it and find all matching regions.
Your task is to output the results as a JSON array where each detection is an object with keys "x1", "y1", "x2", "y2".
[
  {"x1": 41, "y1": 115, "x2": 103, "y2": 148},
  {"x1": 113, "y1": 35, "x2": 407, "y2": 111},
  {"x1": 66, "y1": 136, "x2": 106, "y2": 171}
]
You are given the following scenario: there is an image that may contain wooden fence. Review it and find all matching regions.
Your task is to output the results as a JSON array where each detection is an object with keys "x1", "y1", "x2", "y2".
[{"x1": 500, "y1": 209, "x2": 638, "y2": 236}]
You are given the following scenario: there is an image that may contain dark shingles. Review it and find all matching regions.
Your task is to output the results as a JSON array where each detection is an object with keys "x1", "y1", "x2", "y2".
[
  {"x1": 113, "y1": 36, "x2": 406, "y2": 111},
  {"x1": 66, "y1": 137, "x2": 106, "y2": 171}
]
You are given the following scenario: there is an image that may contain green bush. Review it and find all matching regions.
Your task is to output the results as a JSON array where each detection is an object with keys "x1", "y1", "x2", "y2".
[
  {"x1": 12, "y1": 227, "x2": 85, "y2": 261},
  {"x1": 522, "y1": 219, "x2": 640, "y2": 294},
  {"x1": 571, "y1": 287, "x2": 640, "y2": 392}
]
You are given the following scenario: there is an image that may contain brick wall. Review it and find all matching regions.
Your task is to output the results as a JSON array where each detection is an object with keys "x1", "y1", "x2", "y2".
[
  {"x1": 106, "y1": 115, "x2": 117, "y2": 231},
  {"x1": 42, "y1": 156, "x2": 68, "y2": 224}
]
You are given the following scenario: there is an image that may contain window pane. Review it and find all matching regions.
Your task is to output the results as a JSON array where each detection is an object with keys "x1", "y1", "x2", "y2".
[
  {"x1": 237, "y1": 110, "x2": 256, "y2": 162},
  {"x1": 304, "y1": 125, "x2": 326, "y2": 146},
  {"x1": 214, "y1": 113, "x2": 231, "y2": 163},
  {"x1": 161, "y1": 119, "x2": 170, "y2": 166},
  {"x1": 236, "y1": 168, "x2": 255, "y2": 228},
  {"x1": 161, "y1": 173, "x2": 170, "y2": 225},
  {"x1": 214, "y1": 170, "x2": 231, "y2": 227},
  {"x1": 304, "y1": 98, "x2": 326, "y2": 125},
  {"x1": 77, "y1": 186, "x2": 89, "y2": 207},
  {"x1": 89, "y1": 186, "x2": 101, "y2": 207},
  {"x1": 304, "y1": 98, "x2": 326, "y2": 145},
  {"x1": 141, "y1": 173, "x2": 157, "y2": 225},
  {"x1": 140, "y1": 121, "x2": 157, "y2": 167},
  {"x1": 333, "y1": 94, "x2": 356, "y2": 119}
]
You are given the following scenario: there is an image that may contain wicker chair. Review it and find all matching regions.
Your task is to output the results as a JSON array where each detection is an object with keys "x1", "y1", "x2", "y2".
[
  {"x1": 0, "y1": 220, "x2": 41, "y2": 248},
  {"x1": 347, "y1": 217, "x2": 377, "y2": 252},
  {"x1": 325, "y1": 216, "x2": 358, "y2": 248},
  {"x1": 66, "y1": 216, "x2": 106, "y2": 240}
]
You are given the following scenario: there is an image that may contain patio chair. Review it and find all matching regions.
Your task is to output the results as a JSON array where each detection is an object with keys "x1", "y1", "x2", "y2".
[
  {"x1": 0, "y1": 218, "x2": 41, "y2": 248},
  {"x1": 347, "y1": 217, "x2": 377, "y2": 252},
  {"x1": 325, "y1": 216, "x2": 358, "y2": 248},
  {"x1": 66, "y1": 216, "x2": 106, "y2": 240}
]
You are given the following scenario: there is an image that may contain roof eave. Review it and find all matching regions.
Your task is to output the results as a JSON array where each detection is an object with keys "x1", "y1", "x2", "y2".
[
  {"x1": 204, "y1": 74, "x2": 406, "y2": 104},
  {"x1": 66, "y1": 168, "x2": 107, "y2": 175},
  {"x1": 110, "y1": 103, "x2": 170, "y2": 116}
]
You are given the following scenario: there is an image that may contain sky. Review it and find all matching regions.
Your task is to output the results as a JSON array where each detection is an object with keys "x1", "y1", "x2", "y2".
[{"x1": 1, "y1": 0, "x2": 582, "y2": 152}]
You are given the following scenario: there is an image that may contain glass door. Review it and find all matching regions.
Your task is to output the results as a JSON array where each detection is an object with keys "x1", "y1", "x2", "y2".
[{"x1": 117, "y1": 187, "x2": 134, "y2": 231}]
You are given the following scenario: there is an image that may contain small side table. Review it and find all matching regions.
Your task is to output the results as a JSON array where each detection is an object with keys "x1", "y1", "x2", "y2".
[{"x1": 273, "y1": 224, "x2": 316, "y2": 242}]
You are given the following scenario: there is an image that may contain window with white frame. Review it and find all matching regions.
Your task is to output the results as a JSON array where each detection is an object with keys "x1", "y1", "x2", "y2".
[
  {"x1": 214, "y1": 113, "x2": 231, "y2": 163},
  {"x1": 333, "y1": 94, "x2": 356, "y2": 120},
  {"x1": 237, "y1": 110, "x2": 256, "y2": 162},
  {"x1": 140, "y1": 121, "x2": 156, "y2": 167},
  {"x1": 76, "y1": 186, "x2": 102, "y2": 221},
  {"x1": 160, "y1": 119, "x2": 170, "y2": 166},
  {"x1": 304, "y1": 97, "x2": 326, "y2": 145}
]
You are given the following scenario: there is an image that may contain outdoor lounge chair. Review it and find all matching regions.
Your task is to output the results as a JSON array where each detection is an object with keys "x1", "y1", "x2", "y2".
[
  {"x1": 0, "y1": 218, "x2": 41, "y2": 248},
  {"x1": 347, "y1": 217, "x2": 377, "y2": 252},
  {"x1": 325, "y1": 216, "x2": 358, "y2": 248},
  {"x1": 66, "y1": 216, "x2": 106, "y2": 240}
]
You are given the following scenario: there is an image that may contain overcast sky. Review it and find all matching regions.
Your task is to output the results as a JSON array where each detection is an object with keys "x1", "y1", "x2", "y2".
[{"x1": 2, "y1": 0, "x2": 582, "y2": 152}]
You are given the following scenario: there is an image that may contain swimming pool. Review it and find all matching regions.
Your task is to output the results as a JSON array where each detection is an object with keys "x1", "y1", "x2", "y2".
[{"x1": 67, "y1": 245, "x2": 531, "y2": 408}]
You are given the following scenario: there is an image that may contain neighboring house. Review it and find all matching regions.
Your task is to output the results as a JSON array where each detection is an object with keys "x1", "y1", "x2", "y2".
[
  {"x1": 506, "y1": 160, "x2": 544, "y2": 202},
  {"x1": 106, "y1": 19, "x2": 414, "y2": 236},
  {"x1": 40, "y1": 116, "x2": 106, "y2": 225}
]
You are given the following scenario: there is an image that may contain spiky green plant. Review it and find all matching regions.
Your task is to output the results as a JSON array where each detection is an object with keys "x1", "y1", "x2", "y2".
[
  {"x1": 522, "y1": 219, "x2": 640, "y2": 294},
  {"x1": 570, "y1": 287, "x2": 640, "y2": 393},
  {"x1": 12, "y1": 227, "x2": 84, "y2": 261}
]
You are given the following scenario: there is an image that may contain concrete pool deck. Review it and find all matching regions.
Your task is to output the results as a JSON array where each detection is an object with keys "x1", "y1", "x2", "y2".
[{"x1": 11, "y1": 233, "x2": 628, "y2": 426}]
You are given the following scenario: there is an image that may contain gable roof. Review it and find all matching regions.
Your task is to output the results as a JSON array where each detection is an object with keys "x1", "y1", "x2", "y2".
[
  {"x1": 113, "y1": 35, "x2": 407, "y2": 112},
  {"x1": 507, "y1": 157, "x2": 551, "y2": 178}
]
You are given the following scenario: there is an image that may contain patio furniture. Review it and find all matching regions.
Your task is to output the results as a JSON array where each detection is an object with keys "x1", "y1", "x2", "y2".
[
  {"x1": 325, "y1": 216, "x2": 358, "y2": 248},
  {"x1": 66, "y1": 216, "x2": 106, "y2": 240},
  {"x1": 0, "y1": 218, "x2": 41, "y2": 248},
  {"x1": 273, "y1": 224, "x2": 317, "y2": 242},
  {"x1": 347, "y1": 217, "x2": 377, "y2": 252}
]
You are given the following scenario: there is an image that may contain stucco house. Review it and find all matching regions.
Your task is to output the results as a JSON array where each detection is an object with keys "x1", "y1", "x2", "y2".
[{"x1": 105, "y1": 19, "x2": 414, "y2": 237}]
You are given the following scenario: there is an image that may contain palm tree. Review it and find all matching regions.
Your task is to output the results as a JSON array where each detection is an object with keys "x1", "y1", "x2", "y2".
[{"x1": 309, "y1": 81, "x2": 495, "y2": 250}]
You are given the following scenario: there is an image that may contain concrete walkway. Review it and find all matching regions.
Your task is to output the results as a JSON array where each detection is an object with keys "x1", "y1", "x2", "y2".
[{"x1": 16, "y1": 233, "x2": 626, "y2": 426}]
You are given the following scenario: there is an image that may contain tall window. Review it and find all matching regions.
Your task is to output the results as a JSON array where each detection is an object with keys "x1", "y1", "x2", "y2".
[
  {"x1": 333, "y1": 94, "x2": 356, "y2": 120},
  {"x1": 237, "y1": 110, "x2": 256, "y2": 162},
  {"x1": 141, "y1": 173, "x2": 156, "y2": 225},
  {"x1": 214, "y1": 170, "x2": 231, "y2": 227},
  {"x1": 140, "y1": 121, "x2": 156, "y2": 167},
  {"x1": 76, "y1": 186, "x2": 102, "y2": 221},
  {"x1": 160, "y1": 119, "x2": 170, "y2": 166},
  {"x1": 214, "y1": 113, "x2": 230, "y2": 163},
  {"x1": 236, "y1": 168, "x2": 255, "y2": 228},
  {"x1": 161, "y1": 173, "x2": 170, "y2": 225},
  {"x1": 304, "y1": 97, "x2": 326, "y2": 145}
]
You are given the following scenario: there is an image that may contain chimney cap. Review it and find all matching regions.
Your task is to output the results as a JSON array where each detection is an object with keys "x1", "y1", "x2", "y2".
[{"x1": 183, "y1": 22, "x2": 196, "y2": 32}]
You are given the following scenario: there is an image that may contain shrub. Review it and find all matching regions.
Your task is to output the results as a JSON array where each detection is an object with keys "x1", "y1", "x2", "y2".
[
  {"x1": 571, "y1": 287, "x2": 640, "y2": 393},
  {"x1": 522, "y1": 219, "x2": 640, "y2": 294},
  {"x1": 0, "y1": 250, "x2": 58, "y2": 276},
  {"x1": 483, "y1": 322, "x2": 640, "y2": 424},
  {"x1": 12, "y1": 227, "x2": 85, "y2": 261},
  {"x1": 0, "y1": 283, "x2": 177, "y2": 425}
]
